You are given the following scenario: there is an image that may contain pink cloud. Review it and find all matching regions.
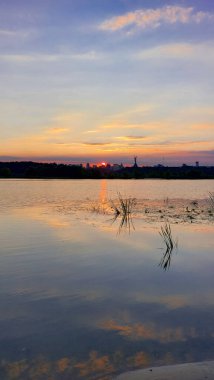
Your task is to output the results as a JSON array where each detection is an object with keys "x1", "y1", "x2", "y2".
[{"x1": 100, "y1": 6, "x2": 213, "y2": 32}]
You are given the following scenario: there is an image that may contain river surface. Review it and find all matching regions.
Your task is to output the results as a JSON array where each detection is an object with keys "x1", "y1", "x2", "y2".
[{"x1": 0, "y1": 179, "x2": 213, "y2": 379}]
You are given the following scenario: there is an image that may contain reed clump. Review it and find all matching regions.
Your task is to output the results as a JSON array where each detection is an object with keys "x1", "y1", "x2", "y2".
[
  {"x1": 110, "y1": 193, "x2": 136, "y2": 217},
  {"x1": 110, "y1": 193, "x2": 136, "y2": 233}
]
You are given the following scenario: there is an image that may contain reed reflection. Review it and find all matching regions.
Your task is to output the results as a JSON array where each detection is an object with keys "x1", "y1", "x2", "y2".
[
  {"x1": 159, "y1": 223, "x2": 178, "y2": 270},
  {"x1": 109, "y1": 199, "x2": 179, "y2": 271}
]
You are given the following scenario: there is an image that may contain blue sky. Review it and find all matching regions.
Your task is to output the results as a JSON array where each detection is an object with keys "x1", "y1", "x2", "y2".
[{"x1": 1, "y1": 0, "x2": 214, "y2": 165}]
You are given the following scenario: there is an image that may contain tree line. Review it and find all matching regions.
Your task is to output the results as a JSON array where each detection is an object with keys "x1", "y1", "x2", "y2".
[{"x1": 0, "y1": 161, "x2": 214, "y2": 179}]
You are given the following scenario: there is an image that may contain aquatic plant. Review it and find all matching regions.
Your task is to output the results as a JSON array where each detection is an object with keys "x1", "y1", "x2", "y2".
[
  {"x1": 110, "y1": 192, "x2": 136, "y2": 217},
  {"x1": 110, "y1": 193, "x2": 136, "y2": 233},
  {"x1": 159, "y1": 223, "x2": 178, "y2": 270}
]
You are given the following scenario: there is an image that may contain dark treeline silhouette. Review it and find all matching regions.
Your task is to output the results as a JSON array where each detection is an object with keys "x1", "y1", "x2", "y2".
[{"x1": 0, "y1": 161, "x2": 214, "y2": 179}]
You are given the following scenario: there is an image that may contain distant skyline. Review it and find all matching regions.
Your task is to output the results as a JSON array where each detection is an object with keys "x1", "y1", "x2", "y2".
[{"x1": 1, "y1": 0, "x2": 214, "y2": 166}]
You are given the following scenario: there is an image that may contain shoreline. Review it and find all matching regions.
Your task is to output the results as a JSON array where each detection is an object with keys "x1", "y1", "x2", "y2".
[{"x1": 115, "y1": 360, "x2": 214, "y2": 379}]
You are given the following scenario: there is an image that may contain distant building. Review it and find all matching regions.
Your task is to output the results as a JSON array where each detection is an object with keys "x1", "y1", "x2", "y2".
[
  {"x1": 154, "y1": 164, "x2": 164, "y2": 168},
  {"x1": 133, "y1": 156, "x2": 138, "y2": 168},
  {"x1": 86, "y1": 162, "x2": 90, "y2": 170},
  {"x1": 112, "y1": 164, "x2": 121, "y2": 171},
  {"x1": 196, "y1": 161, "x2": 199, "y2": 167}
]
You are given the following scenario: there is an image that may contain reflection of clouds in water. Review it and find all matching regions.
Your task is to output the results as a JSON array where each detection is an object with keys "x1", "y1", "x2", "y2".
[
  {"x1": 0, "y1": 187, "x2": 214, "y2": 378},
  {"x1": 0, "y1": 350, "x2": 150, "y2": 380},
  {"x1": 101, "y1": 319, "x2": 198, "y2": 343},
  {"x1": 10, "y1": 206, "x2": 94, "y2": 243},
  {"x1": 3, "y1": 345, "x2": 212, "y2": 379},
  {"x1": 14, "y1": 207, "x2": 71, "y2": 229},
  {"x1": 129, "y1": 291, "x2": 214, "y2": 310}
]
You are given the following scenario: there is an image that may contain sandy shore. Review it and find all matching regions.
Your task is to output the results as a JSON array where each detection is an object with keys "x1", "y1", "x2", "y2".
[{"x1": 115, "y1": 361, "x2": 214, "y2": 380}]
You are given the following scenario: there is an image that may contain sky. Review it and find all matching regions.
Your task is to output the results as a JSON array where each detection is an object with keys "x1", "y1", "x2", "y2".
[{"x1": 0, "y1": 0, "x2": 214, "y2": 166}]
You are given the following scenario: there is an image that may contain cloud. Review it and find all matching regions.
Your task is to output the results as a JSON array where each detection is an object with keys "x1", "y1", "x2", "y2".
[
  {"x1": 46, "y1": 127, "x2": 69, "y2": 135},
  {"x1": 0, "y1": 28, "x2": 37, "y2": 42},
  {"x1": 99, "y1": 6, "x2": 213, "y2": 33},
  {"x1": 0, "y1": 54, "x2": 59, "y2": 63},
  {"x1": 101, "y1": 319, "x2": 197, "y2": 343},
  {"x1": 136, "y1": 42, "x2": 214, "y2": 61},
  {"x1": 0, "y1": 51, "x2": 103, "y2": 64},
  {"x1": 116, "y1": 135, "x2": 146, "y2": 140},
  {"x1": 0, "y1": 29, "x2": 18, "y2": 37},
  {"x1": 137, "y1": 43, "x2": 194, "y2": 60},
  {"x1": 101, "y1": 123, "x2": 143, "y2": 130},
  {"x1": 52, "y1": 112, "x2": 83, "y2": 124},
  {"x1": 83, "y1": 142, "x2": 113, "y2": 146},
  {"x1": 71, "y1": 51, "x2": 103, "y2": 61},
  {"x1": 83, "y1": 130, "x2": 100, "y2": 134}
]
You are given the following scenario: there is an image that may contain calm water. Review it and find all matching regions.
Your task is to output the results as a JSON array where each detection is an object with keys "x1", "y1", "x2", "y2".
[{"x1": 0, "y1": 179, "x2": 214, "y2": 379}]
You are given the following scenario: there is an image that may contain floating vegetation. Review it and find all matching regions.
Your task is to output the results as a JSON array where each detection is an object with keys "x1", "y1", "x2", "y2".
[
  {"x1": 191, "y1": 200, "x2": 198, "y2": 207},
  {"x1": 90, "y1": 202, "x2": 108, "y2": 214},
  {"x1": 88, "y1": 196, "x2": 214, "y2": 228},
  {"x1": 159, "y1": 223, "x2": 178, "y2": 270}
]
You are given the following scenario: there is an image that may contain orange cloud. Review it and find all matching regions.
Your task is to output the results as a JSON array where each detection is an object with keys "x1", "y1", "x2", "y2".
[
  {"x1": 100, "y1": 6, "x2": 213, "y2": 32},
  {"x1": 1, "y1": 102, "x2": 213, "y2": 161},
  {"x1": 46, "y1": 127, "x2": 70, "y2": 134},
  {"x1": 115, "y1": 135, "x2": 146, "y2": 141}
]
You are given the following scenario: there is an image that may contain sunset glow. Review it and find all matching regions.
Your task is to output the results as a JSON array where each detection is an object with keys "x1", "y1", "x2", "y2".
[{"x1": 0, "y1": 1, "x2": 213, "y2": 165}]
